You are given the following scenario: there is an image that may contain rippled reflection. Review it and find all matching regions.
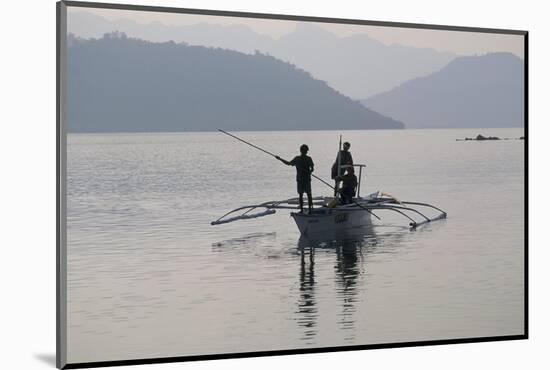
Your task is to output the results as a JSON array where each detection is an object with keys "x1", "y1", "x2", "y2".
[
  {"x1": 210, "y1": 225, "x2": 409, "y2": 346},
  {"x1": 297, "y1": 246, "x2": 317, "y2": 343},
  {"x1": 335, "y1": 241, "x2": 361, "y2": 340},
  {"x1": 292, "y1": 226, "x2": 408, "y2": 344}
]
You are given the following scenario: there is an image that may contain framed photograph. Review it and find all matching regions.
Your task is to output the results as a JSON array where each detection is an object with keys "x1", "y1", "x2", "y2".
[{"x1": 57, "y1": 1, "x2": 527, "y2": 368}]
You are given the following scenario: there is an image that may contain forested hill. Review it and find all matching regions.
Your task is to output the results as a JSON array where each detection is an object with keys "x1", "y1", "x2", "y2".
[{"x1": 67, "y1": 32, "x2": 404, "y2": 132}]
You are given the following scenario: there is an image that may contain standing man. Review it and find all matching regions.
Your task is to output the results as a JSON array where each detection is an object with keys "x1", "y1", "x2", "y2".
[
  {"x1": 331, "y1": 141, "x2": 353, "y2": 195},
  {"x1": 276, "y1": 144, "x2": 314, "y2": 214}
]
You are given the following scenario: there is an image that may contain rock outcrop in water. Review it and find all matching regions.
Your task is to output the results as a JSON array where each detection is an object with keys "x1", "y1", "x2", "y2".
[
  {"x1": 67, "y1": 33, "x2": 404, "y2": 132},
  {"x1": 471, "y1": 134, "x2": 500, "y2": 141},
  {"x1": 456, "y1": 134, "x2": 525, "y2": 141}
]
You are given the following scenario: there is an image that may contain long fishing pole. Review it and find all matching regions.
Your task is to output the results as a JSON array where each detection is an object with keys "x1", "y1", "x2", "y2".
[
  {"x1": 218, "y1": 129, "x2": 380, "y2": 220},
  {"x1": 218, "y1": 129, "x2": 334, "y2": 190},
  {"x1": 218, "y1": 129, "x2": 278, "y2": 158}
]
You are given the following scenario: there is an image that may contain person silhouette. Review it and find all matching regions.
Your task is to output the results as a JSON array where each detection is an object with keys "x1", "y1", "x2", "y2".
[
  {"x1": 331, "y1": 142, "x2": 353, "y2": 195},
  {"x1": 276, "y1": 144, "x2": 314, "y2": 213},
  {"x1": 337, "y1": 167, "x2": 358, "y2": 205}
]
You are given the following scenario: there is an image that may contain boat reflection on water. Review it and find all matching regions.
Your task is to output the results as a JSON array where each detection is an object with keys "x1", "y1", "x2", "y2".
[
  {"x1": 211, "y1": 225, "x2": 406, "y2": 346},
  {"x1": 296, "y1": 242, "x2": 317, "y2": 343},
  {"x1": 295, "y1": 225, "x2": 405, "y2": 344}
]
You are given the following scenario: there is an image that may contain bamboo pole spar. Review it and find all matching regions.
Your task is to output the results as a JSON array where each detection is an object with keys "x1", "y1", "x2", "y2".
[{"x1": 336, "y1": 134, "x2": 342, "y2": 197}]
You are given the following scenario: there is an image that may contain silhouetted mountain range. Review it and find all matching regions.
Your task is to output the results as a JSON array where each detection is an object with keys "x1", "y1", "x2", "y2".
[
  {"x1": 67, "y1": 33, "x2": 404, "y2": 132},
  {"x1": 362, "y1": 52, "x2": 524, "y2": 128},
  {"x1": 68, "y1": 11, "x2": 456, "y2": 98},
  {"x1": 272, "y1": 23, "x2": 455, "y2": 99}
]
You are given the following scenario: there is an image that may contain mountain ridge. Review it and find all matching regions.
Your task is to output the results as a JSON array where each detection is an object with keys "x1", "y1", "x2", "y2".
[
  {"x1": 67, "y1": 11, "x2": 457, "y2": 99},
  {"x1": 362, "y1": 52, "x2": 524, "y2": 129},
  {"x1": 67, "y1": 33, "x2": 404, "y2": 133}
]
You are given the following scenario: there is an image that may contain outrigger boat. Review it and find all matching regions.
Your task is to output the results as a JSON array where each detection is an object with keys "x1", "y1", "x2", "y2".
[{"x1": 211, "y1": 130, "x2": 447, "y2": 237}]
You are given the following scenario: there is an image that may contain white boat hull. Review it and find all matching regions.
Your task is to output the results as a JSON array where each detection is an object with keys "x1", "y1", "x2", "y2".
[{"x1": 291, "y1": 209, "x2": 372, "y2": 237}]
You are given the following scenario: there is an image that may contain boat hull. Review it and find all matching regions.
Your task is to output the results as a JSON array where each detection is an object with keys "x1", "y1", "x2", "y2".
[{"x1": 291, "y1": 209, "x2": 372, "y2": 237}]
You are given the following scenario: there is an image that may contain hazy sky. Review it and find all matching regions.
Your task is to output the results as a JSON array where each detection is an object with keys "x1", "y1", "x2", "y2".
[{"x1": 68, "y1": 7, "x2": 524, "y2": 57}]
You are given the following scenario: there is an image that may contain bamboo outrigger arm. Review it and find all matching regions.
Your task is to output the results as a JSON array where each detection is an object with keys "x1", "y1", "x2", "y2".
[
  {"x1": 368, "y1": 202, "x2": 447, "y2": 229},
  {"x1": 399, "y1": 201, "x2": 448, "y2": 217},
  {"x1": 211, "y1": 209, "x2": 277, "y2": 225}
]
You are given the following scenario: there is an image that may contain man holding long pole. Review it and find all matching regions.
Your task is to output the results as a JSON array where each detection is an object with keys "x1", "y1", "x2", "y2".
[{"x1": 275, "y1": 144, "x2": 314, "y2": 214}]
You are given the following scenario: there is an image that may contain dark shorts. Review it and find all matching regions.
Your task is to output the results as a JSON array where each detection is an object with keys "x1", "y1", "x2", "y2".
[{"x1": 297, "y1": 180, "x2": 311, "y2": 194}]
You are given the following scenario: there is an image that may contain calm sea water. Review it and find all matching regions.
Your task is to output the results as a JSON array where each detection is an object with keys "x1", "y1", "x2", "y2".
[{"x1": 67, "y1": 129, "x2": 525, "y2": 363}]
